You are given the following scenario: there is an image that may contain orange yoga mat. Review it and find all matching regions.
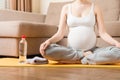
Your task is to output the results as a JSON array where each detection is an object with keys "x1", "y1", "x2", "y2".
[{"x1": 0, "y1": 58, "x2": 120, "y2": 68}]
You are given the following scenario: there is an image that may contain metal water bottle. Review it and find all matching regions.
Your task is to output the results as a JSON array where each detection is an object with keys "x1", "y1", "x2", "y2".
[{"x1": 19, "y1": 35, "x2": 27, "y2": 64}]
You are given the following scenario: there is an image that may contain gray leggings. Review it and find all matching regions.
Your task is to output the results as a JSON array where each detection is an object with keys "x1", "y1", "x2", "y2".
[{"x1": 42, "y1": 44, "x2": 120, "y2": 64}]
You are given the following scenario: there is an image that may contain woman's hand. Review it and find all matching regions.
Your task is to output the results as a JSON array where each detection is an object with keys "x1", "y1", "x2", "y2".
[
  {"x1": 115, "y1": 42, "x2": 120, "y2": 48},
  {"x1": 40, "y1": 40, "x2": 51, "y2": 55},
  {"x1": 83, "y1": 51, "x2": 93, "y2": 57}
]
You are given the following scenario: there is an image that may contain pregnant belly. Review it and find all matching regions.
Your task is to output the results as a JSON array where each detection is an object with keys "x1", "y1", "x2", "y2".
[{"x1": 68, "y1": 27, "x2": 96, "y2": 50}]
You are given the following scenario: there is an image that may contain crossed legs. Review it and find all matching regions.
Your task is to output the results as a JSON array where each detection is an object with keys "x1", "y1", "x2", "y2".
[{"x1": 41, "y1": 44, "x2": 120, "y2": 64}]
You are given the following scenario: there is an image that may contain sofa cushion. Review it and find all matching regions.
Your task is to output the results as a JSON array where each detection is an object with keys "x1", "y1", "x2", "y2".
[
  {"x1": 0, "y1": 21, "x2": 57, "y2": 38},
  {"x1": 45, "y1": 0, "x2": 120, "y2": 25},
  {"x1": 94, "y1": 0, "x2": 120, "y2": 21},
  {"x1": 58, "y1": 37, "x2": 120, "y2": 47},
  {"x1": 96, "y1": 38, "x2": 120, "y2": 47},
  {"x1": 95, "y1": 21, "x2": 120, "y2": 37},
  {"x1": 105, "y1": 21, "x2": 120, "y2": 37},
  {"x1": 45, "y1": 2, "x2": 71, "y2": 25}
]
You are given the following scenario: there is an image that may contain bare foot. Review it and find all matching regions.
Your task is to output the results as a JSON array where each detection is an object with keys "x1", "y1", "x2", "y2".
[{"x1": 83, "y1": 51, "x2": 93, "y2": 57}]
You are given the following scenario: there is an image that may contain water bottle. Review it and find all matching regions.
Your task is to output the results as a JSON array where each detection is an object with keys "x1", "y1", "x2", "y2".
[{"x1": 19, "y1": 35, "x2": 27, "y2": 64}]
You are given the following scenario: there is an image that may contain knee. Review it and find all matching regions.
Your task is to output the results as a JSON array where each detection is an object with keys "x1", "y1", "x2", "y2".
[
  {"x1": 41, "y1": 44, "x2": 58, "y2": 58},
  {"x1": 108, "y1": 46, "x2": 120, "y2": 53},
  {"x1": 40, "y1": 44, "x2": 52, "y2": 57}
]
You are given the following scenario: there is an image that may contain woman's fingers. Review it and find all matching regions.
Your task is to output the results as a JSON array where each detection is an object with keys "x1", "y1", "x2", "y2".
[
  {"x1": 40, "y1": 41, "x2": 50, "y2": 55},
  {"x1": 43, "y1": 43, "x2": 48, "y2": 50},
  {"x1": 40, "y1": 43, "x2": 46, "y2": 54},
  {"x1": 115, "y1": 42, "x2": 120, "y2": 48}
]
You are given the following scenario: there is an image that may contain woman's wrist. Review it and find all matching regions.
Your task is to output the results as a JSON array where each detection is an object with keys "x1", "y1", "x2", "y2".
[
  {"x1": 46, "y1": 39, "x2": 52, "y2": 44},
  {"x1": 114, "y1": 41, "x2": 119, "y2": 46}
]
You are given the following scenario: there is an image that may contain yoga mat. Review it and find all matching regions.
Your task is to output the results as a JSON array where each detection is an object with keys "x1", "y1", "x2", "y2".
[{"x1": 0, "y1": 58, "x2": 120, "y2": 68}]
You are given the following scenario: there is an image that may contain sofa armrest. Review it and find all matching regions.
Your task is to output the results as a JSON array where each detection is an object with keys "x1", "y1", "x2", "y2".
[
  {"x1": 18, "y1": 21, "x2": 58, "y2": 37},
  {"x1": 0, "y1": 9, "x2": 46, "y2": 23},
  {"x1": 0, "y1": 21, "x2": 58, "y2": 38}
]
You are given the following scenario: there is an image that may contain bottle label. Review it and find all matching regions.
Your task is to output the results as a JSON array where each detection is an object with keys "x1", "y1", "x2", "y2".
[{"x1": 19, "y1": 43, "x2": 25, "y2": 56}]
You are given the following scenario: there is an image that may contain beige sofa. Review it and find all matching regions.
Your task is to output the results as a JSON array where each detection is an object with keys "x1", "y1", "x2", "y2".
[
  {"x1": 0, "y1": 0, "x2": 120, "y2": 57},
  {"x1": 0, "y1": 10, "x2": 58, "y2": 57}
]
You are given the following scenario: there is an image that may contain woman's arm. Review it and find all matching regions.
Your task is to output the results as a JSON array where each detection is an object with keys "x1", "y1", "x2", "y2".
[
  {"x1": 40, "y1": 5, "x2": 68, "y2": 54},
  {"x1": 47, "y1": 5, "x2": 68, "y2": 44},
  {"x1": 95, "y1": 4, "x2": 120, "y2": 48}
]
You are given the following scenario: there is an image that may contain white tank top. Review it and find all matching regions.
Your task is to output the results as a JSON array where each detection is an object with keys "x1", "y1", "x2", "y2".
[{"x1": 67, "y1": 3, "x2": 96, "y2": 51}]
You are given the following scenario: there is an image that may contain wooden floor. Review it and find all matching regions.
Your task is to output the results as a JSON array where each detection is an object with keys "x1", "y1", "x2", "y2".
[{"x1": 0, "y1": 67, "x2": 120, "y2": 80}]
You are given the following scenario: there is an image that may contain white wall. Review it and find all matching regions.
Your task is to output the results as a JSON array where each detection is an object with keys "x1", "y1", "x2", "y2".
[{"x1": 40, "y1": 0, "x2": 73, "y2": 14}]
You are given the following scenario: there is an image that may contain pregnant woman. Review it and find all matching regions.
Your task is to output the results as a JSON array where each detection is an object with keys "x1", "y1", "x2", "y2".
[{"x1": 39, "y1": 0, "x2": 120, "y2": 64}]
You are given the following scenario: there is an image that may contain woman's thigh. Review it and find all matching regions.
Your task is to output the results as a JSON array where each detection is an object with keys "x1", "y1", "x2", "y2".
[
  {"x1": 81, "y1": 46, "x2": 120, "y2": 64},
  {"x1": 43, "y1": 44, "x2": 84, "y2": 61}
]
